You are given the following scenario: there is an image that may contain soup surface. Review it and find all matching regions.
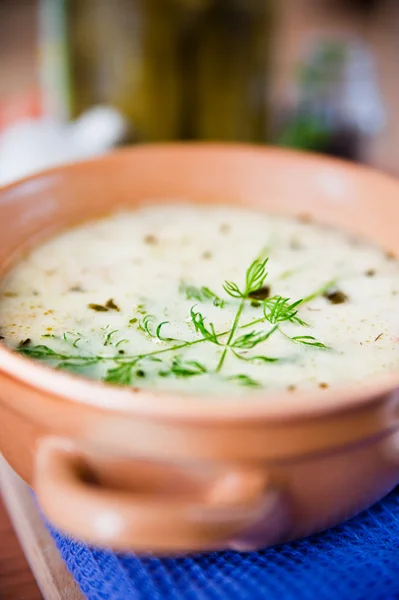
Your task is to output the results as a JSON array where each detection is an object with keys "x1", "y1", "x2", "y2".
[{"x1": 1, "y1": 204, "x2": 399, "y2": 396}]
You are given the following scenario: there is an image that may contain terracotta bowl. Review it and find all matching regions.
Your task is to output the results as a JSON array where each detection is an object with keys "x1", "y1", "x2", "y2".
[{"x1": 0, "y1": 144, "x2": 399, "y2": 554}]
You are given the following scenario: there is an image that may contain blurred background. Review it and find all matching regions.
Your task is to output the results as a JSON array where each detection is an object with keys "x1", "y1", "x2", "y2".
[{"x1": 0, "y1": 0, "x2": 398, "y2": 179}]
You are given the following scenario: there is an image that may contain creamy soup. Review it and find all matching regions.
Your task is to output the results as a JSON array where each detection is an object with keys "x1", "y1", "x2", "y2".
[{"x1": 1, "y1": 204, "x2": 399, "y2": 396}]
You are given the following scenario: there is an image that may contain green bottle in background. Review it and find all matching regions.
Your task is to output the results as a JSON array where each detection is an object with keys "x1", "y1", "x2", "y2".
[{"x1": 39, "y1": 0, "x2": 274, "y2": 143}]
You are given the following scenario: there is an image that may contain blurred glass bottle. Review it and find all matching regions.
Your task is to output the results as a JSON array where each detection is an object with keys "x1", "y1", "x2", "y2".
[{"x1": 39, "y1": 0, "x2": 274, "y2": 142}]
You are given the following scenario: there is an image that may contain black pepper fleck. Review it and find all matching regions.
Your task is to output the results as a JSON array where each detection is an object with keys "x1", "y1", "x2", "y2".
[
  {"x1": 202, "y1": 251, "x2": 213, "y2": 260},
  {"x1": 136, "y1": 370, "x2": 145, "y2": 378},
  {"x1": 323, "y1": 290, "x2": 348, "y2": 304},
  {"x1": 105, "y1": 298, "x2": 120, "y2": 312},
  {"x1": 18, "y1": 338, "x2": 31, "y2": 348},
  {"x1": 365, "y1": 269, "x2": 376, "y2": 277},
  {"x1": 88, "y1": 303, "x2": 108, "y2": 312},
  {"x1": 248, "y1": 286, "x2": 270, "y2": 300}
]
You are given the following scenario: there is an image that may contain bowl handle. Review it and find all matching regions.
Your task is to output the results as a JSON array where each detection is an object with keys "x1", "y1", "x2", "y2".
[{"x1": 35, "y1": 437, "x2": 288, "y2": 553}]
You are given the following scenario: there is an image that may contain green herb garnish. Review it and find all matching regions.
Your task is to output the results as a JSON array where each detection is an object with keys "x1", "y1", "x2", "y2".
[
  {"x1": 180, "y1": 283, "x2": 224, "y2": 308},
  {"x1": 160, "y1": 356, "x2": 207, "y2": 379},
  {"x1": 18, "y1": 253, "x2": 331, "y2": 391},
  {"x1": 228, "y1": 374, "x2": 262, "y2": 388}
]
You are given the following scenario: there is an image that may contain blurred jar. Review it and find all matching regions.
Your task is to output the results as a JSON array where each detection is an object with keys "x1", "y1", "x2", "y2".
[{"x1": 40, "y1": 0, "x2": 274, "y2": 142}]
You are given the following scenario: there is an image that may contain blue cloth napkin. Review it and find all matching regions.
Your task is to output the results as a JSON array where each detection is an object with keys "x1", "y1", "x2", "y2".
[{"x1": 47, "y1": 488, "x2": 399, "y2": 600}]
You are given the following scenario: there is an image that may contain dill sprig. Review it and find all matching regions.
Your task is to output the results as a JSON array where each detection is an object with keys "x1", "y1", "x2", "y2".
[
  {"x1": 180, "y1": 283, "x2": 224, "y2": 308},
  {"x1": 284, "y1": 334, "x2": 328, "y2": 349},
  {"x1": 137, "y1": 314, "x2": 178, "y2": 343},
  {"x1": 104, "y1": 329, "x2": 118, "y2": 346},
  {"x1": 301, "y1": 279, "x2": 337, "y2": 304},
  {"x1": 223, "y1": 258, "x2": 269, "y2": 300},
  {"x1": 19, "y1": 343, "x2": 102, "y2": 371},
  {"x1": 228, "y1": 374, "x2": 261, "y2": 388},
  {"x1": 104, "y1": 361, "x2": 137, "y2": 385},
  {"x1": 139, "y1": 314, "x2": 156, "y2": 337},
  {"x1": 19, "y1": 344, "x2": 61, "y2": 359},
  {"x1": 216, "y1": 258, "x2": 269, "y2": 372},
  {"x1": 232, "y1": 351, "x2": 280, "y2": 364},
  {"x1": 263, "y1": 297, "x2": 308, "y2": 326},
  {"x1": 160, "y1": 356, "x2": 208, "y2": 379},
  {"x1": 231, "y1": 325, "x2": 278, "y2": 350},
  {"x1": 190, "y1": 306, "x2": 221, "y2": 345},
  {"x1": 18, "y1": 254, "x2": 332, "y2": 390}
]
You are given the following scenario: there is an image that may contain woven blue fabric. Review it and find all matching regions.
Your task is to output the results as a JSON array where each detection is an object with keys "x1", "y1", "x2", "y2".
[{"x1": 47, "y1": 488, "x2": 399, "y2": 600}]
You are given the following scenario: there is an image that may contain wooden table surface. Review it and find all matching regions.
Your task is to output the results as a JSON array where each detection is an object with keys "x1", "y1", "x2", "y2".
[
  {"x1": 0, "y1": 496, "x2": 42, "y2": 600},
  {"x1": 0, "y1": 458, "x2": 83, "y2": 600}
]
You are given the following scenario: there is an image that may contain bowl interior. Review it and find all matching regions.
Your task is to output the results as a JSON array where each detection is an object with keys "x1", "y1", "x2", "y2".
[{"x1": 1, "y1": 144, "x2": 399, "y2": 272}]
